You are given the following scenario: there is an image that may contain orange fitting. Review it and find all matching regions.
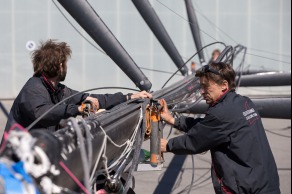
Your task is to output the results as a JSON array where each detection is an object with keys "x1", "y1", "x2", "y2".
[
  {"x1": 81, "y1": 103, "x2": 86, "y2": 111},
  {"x1": 150, "y1": 153, "x2": 159, "y2": 165},
  {"x1": 150, "y1": 109, "x2": 161, "y2": 122}
]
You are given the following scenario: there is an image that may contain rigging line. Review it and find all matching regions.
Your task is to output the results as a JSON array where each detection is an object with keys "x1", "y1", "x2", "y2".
[
  {"x1": 157, "y1": 0, "x2": 291, "y2": 63},
  {"x1": 101, "y1": 139, "x2": 111, "y2": 179},
  {"x1": 162, "y1": 41, "x2": 226, "y2": 89},
  {"x1": 93, "y1": 109, "x2": 142, "y2": 183},
  {"x1": 68, "y1": 118, "x2": 91, "y2": 193},
  {"x1": 53, "y1": 0, "x2": 186, "y2": 77},
  {"x1": 166, "y1": 112, "x2": 179, "y2": 139},
  {"x1": 236, "y1": 47, "x2": 247, "y2": 89},
  {"x1": 248, "y1": 48, "x2": 291, "y2": 58},
  {"x1": 246, "y1": 52, "x2": 291, "y2": 65},
  {"x1": 91, "y1": 108, "x2": 145, "y2": 184},
  {"x1": 106, "y1": 108, "x2": 143, "y2": 171},
  {"x1": 177, "y1": 174, "x2": 212, "y2": 194},
  {"x1": 26, "y1": 87, "x2": 140, "y2": 130},
  {"x1": 99, "y1": 125, "x2": 131, "y2": 148},
  {"x1": 172, "y1": 167, "x2": 185, "y2": 192},
  {"x1": 139, "y1": 67, "x2": 183, "y2": 76},
  {"x1": 52, "y1": 0, "x2": 292, "y2": 72},
  {"x1": 52, "y1": 0, "x2": 106, "y2": 55},
  {"x1": 59, "y1": 161, "x2": 90, "y2": 194},
  {"x1": 192, "y1": 169, "x2": 211, "y2": 185},
  {"x1": 191, "y1": 2, "x2": 291, "y2": 61},
  {"x1": 241, "y1": 61, "x2": 285, "y2": 72},
  {"x1": 53, "y1": 0, "x2": 224, "y2": 78},
  {"x1": 155, "y1": 0, "x2": 218, "y2": 42},
  {"x1": 183, "y1": 172, "x2": 212, "y2": 193},
  {"x1": 192, "y1": 1, "x2": 239, "y2": 45},
  {"x1": 79, "y1": 118, "x2": 93, "y2": 171},
  {"x1": 191, "y1": 1, "x2": 230, "y2": 49},
  {"x1": 89, "y1": 134, "x2": 107, "y2": 184},
  {"x1": 201, "y1": 33, "x2": 212, "y2": 62},
  {"x1": 191, "y1": 177, "x2": 212, "y2": 190}
]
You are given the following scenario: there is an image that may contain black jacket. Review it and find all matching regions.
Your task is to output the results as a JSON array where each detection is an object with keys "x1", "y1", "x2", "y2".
[
  {"x1": 167, "y1": 90, "x2": 280, "y2": 194},
  {"x1": 5, "y1": 75, "x2": 127, "y2": 132}
]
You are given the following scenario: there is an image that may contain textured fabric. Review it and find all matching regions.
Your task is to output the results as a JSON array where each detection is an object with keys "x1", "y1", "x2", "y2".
[{"x1": 167, "y1": 91, "x2": 280, "y2": 194}]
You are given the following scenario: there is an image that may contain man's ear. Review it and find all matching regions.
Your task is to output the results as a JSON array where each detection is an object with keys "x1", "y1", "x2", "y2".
[
  {"x1": 60, "y1": 63, "x2": 64, "y2": 71},
  {"x1": 221, "y1": 80, "x2": 229, "y2": 91}
]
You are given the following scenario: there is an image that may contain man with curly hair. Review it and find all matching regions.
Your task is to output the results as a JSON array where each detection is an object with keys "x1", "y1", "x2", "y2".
[{"x1": 5, "y1": 39, "x2": 152, "y2": 132}]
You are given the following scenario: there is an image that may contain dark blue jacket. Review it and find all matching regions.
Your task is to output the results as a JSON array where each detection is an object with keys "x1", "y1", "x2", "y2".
[
  {"x1": 167, "y1": 90, "x2": 280, "y2": 194},
  {"x1": 5, "y1": 75, "x2": 127, "y2": 132}
]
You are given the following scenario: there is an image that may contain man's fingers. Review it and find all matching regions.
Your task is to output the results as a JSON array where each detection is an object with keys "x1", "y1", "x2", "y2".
[
  {"x1": 86, "y1": 96, "x2": 99, "y2": 110},
  {"x1": 160, "y1": 99, "x2": 168, "y2": 111},
  {"x1": 146, "y1": 92, "x2": 153, "y2": 98},
  {"x1": 141, "y1": 91, "x2": 152, "y2": 98},
  {"x1": 160, "y1": 138, "x2": 168, "y2": 152},
  {"x1": 132, "y1": 91, "x2": 153, "y2": 99}
]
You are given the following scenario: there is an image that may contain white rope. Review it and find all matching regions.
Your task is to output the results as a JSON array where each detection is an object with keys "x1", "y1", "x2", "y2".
[
  {"x1": 101, "y1": 141, "x2": 111, "y2": 179},
  {"x1": 99, "y1": 125, "x2": 129, "y2": 148},
  {"x1": 107, "y1": 108, "x2": 143, "y2": 171},
  {"x1": 90, "y1": 135, "x2": 107, "y2": 184},
  {"x1": 90, "y1": 108, "x2": 143, "y2": 185}
]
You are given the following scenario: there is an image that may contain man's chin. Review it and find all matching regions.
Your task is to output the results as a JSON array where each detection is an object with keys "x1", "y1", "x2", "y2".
[{"x1": 204, "y1": 99, "x2": 212, "y2": 105}]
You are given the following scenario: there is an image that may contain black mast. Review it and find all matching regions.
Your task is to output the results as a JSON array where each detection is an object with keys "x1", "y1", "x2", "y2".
[
  {"x1": 57, "y1": 0, "x2": 152, "y2": 91},
  {"x1": 184, "y1": 0, "x2": 206, "y2": 64},
  {"x1": 132, "y1": 0, "x2": 188, "y2": 76}
]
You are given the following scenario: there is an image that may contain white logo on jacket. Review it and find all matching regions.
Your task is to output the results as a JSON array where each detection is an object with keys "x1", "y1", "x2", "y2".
[{"x1": 243, "y1": 108, "x2": 258, "y2": 121}]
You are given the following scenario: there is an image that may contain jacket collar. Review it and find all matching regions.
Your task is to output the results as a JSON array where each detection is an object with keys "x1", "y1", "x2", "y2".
[
  {"x1": 36, "y1": 74, "x2": 65, "y2": 102},
  {"x1": 40, "y1": 74, "x2": 57, "y2": 93},
  {"x1": 211, "y1": 89, "x2": 235, "y2": 107}
]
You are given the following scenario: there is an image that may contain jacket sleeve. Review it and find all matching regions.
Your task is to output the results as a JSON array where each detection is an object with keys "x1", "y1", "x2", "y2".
[
  {"x1": 64, "y1": 88, "x2": 127, "y2": 110},
  {"x1": 19, "y1": 85, "x2": 80, "y2": 128},
  {"x1": 90, "y1": 92, "x2": 127, "y2": 110},
  {"x1": 174, "y1": 116, "x2": 202, "y2": 132},
  {"x1": 167, "y1": 113, "x2": 231, "y2": 155}
]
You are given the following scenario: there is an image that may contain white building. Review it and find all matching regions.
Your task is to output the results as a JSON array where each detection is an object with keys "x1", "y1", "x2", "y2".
[{"x1": 0, "y1": 0, "x2": 291, "y2": 98}]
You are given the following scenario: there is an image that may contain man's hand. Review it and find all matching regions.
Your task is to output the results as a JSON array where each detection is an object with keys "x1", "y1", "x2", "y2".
[
  {"x1": 78, "y1": 96, "x2": 100, "y2": 114},
  {"x1": 161, "y1": 138, "x2": 168, "y2": 152},
  {"x1": 159, "y1": 99, "x2": 175, "y2": 125},
  {"x1": 130, "y1": 91, "x2": 153, "y2": 100},
  {"x1": 85, "y1": 96, "x2": 99, "y2": 111}
]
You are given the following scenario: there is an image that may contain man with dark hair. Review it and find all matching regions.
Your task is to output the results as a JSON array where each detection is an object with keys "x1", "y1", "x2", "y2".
[
  {"x1": 160, "y1": 62, "x2": 280, "y2": 194},
  {"x1": 5, "y1": 39, "x2": 152, "y2": 132}
]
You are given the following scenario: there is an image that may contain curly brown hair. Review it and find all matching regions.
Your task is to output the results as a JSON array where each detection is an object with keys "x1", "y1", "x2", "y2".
[
  {"x1": 195, "y1": 62, "x2": 236, "y2": 90},
  {"x1": 32, "y1": 39, "x2": 72, "y2": 78}
]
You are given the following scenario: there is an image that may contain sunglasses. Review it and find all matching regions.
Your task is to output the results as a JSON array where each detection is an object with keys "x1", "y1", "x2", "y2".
[{"x1": 201, "y1": 65, "x2": 222, "y2": 76}]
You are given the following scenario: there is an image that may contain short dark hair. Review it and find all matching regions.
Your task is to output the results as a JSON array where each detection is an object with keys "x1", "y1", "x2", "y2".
[
  {"x1": 31, "y1": 39, "x2": 71, "y2": 78},
  {"x1": 195, "y1": 62, "x2": 236, "y2": 89}
]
